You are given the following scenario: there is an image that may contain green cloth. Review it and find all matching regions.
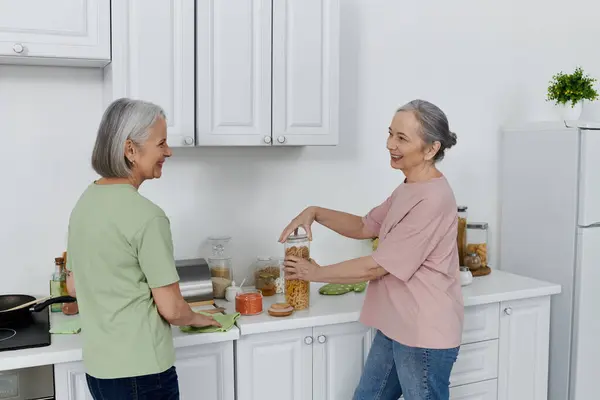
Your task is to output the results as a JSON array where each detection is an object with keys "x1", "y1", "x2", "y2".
[
  {"x1": 67, "y1": 183, "x2": 180, "y2": 379},
  {"x1": 50, "y1": 317, "x2": 82, "y2": 334},
  {"x1": 180, "y1": 312, "x2": 240, "y2": 334}
]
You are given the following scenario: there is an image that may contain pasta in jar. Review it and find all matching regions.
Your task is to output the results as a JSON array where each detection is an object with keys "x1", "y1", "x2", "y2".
[{"x1": 284, "y1": 234, "x2": 311, "y2": 310}]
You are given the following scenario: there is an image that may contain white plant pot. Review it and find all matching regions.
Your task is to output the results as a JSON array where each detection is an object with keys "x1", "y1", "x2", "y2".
[{"x1": 559, "y1": 101, "x2": 583, "y2": 121}]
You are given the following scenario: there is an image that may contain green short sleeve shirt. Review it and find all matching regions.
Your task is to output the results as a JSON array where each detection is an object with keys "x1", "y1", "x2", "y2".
[{"x1": 66, "y1": 183, "x2": 179, "y2": 379}]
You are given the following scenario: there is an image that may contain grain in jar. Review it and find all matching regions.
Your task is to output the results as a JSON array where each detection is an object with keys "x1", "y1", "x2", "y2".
[
  {"x1": 467, "y1": 222, "x2": 489, "y2": 268},
  {"x1": 284, "y1": 233, "x2": 310, "y2": 310},
  {"x1": 208, "y1": 257, "x2": 232, "y2": 299},
  {"x1": 456, "y1": 206, "x2": 468, "y2": 266}
]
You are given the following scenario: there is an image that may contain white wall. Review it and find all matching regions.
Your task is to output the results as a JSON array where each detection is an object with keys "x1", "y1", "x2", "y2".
[{"x1": 1, "y1": 0, "x2": 599, "y2": 295}]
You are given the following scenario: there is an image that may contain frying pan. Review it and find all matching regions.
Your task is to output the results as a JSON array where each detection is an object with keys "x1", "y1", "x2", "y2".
[{"x1": 0, "y1": 294, "x2": 76, "y2": 329}]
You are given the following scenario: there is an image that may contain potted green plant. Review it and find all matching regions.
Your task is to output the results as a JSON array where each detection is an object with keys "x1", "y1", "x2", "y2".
[{"x1": 546, "y1": 66, "x2": 599, "y2": 120}]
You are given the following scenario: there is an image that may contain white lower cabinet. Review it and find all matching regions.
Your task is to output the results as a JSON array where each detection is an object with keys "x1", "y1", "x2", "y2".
[
  {"x1": 53, "y1": 341, "x2": 235, "y2": 400},
  {"x1": 235, "y1": 322, "x2": 372, "y2": 400},
  {"x1": 175, "y1": 341, "x2": 235, "y2": 400},
  {"x1": 52, "y1": 295, "x2": 552, "y2": 400}
]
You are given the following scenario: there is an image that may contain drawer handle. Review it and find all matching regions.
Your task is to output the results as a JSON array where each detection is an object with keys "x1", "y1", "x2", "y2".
[
  {"x1": 304, "y1": 336, "x2": 313, "y2": 345},
  {"x1": 504, "y1": 307, "x2": 512, "y2": 315},
  {"x1": 317, "y1": 335, "x2": 326, "y2": 344}
]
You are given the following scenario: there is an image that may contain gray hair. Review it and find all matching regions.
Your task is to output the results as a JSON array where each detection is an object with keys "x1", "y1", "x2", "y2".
[
  {"x1": 397, "y1": 99, "x2": 457, "y2": 162},
  {"x1": 91, "y1": 98, "x2": 166, "y2": 178}
]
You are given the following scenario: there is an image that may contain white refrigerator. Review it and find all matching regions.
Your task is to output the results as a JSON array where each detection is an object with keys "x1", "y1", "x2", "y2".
[{"x1": 499, "y1": 120, "x2": 600, "y2": 400}]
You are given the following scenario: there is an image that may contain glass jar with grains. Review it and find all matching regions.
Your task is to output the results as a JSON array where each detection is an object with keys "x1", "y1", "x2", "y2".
[
  {"x1": 284, "y1": 233, "x2": 311, "y2": 310},
  {"x1": 456, "y1": 206, "x2": 468, "y2": 266},
  {"x1": 252, "y1": 257, "x2": 280, "y2": 297},
  {"x1": 208, "y1": 257, "x2": 232, "y2": 299},
  {"x1": 467, "y1": 222, "x2": 489, "y2": 268}
]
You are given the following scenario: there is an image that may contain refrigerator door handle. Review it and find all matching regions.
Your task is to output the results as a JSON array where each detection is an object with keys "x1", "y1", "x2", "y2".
[{"x1": 578, "y1": 222, "x2": 600, "y2": 228}]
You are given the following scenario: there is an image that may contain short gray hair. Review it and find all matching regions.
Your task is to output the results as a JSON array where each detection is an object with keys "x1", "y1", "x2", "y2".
[
  {"x1": 91, "y1": 98, "x2": 166, "y2": 178},
  {"x1": 397, "y1": 99, "x2": 457, "y2": 162}
]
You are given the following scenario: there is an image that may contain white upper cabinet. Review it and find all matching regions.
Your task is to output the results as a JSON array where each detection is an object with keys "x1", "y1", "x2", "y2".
[
  {"x1": 196, "y1": 0, "x2": 341, "y2": 146},
  {"x1": 0, "y1": 0, "x2": 110, "y2": 67},
  {"x1": 196, "y1": 0, "x2": 273, "y2": 146},
  {"x1": 272, "y1": 0, "x2": 340, "y2": 146},
  {"x1": 104, "y1": 0, "x2": 196, "y2": 147}
]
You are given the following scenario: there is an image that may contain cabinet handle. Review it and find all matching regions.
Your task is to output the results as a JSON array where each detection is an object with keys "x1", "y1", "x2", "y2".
[
  {"x1": 263, "y1": 136, "x2": 272, "y2": 144},
  {"x1": 317, "y1": 335, "x2": 326, "y2": 344},
  {"x1": 277, "y1": 136, "x2": 286, "y2": 144},
  {"x1": 304, "y1": 336, "x2": 313, "y2": 345},
  {"x1": 504, "y1": 307, "x2": 512, "y2": 315},
  {"x1": 13, "y1": 43, "x2": 24, "y2": 54},
  {"x1": 183, "y1": 136, "x2": 194, "y2": 145}
]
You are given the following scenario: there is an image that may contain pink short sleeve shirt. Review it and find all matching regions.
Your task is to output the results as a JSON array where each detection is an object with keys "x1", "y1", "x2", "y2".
[{"x1": 360, "y1": 176, "x2": 464, "y2": 349}]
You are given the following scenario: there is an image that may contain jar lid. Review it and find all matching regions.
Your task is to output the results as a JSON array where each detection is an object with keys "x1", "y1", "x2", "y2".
[
  {"x1": 286, "y1": 233, "x2": 308, "y2": 242},
  {"x1": 457, "y1": 205, "x2": 468, "y2": 212},
  {"x1": 467, "y1": 222, "x2": 488, "y2": 229}
]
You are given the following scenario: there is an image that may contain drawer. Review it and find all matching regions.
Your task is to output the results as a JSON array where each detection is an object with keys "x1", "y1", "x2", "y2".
[
  {"x1": 450, "y1": 340, "x2": 498, "y2": 387},
  {"x1": 450, "y1": 379, "x2": 498, "y2": 400},
  {"x1": 462, "y1": 303, "x2": 500, "y2": 344}
]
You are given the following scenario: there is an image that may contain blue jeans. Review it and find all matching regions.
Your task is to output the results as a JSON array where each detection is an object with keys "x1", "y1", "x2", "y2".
[
  {"x1": 86, "y1": 366, "x2": 179, "y2": 400},
  {"x1": 354, "y1": 330, "x2": 459, "y2": 400}
]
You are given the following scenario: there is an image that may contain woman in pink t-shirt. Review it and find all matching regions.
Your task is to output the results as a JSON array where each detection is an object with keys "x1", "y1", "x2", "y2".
[{"x1": 280, "y1": 99, "x2": 464, "y2": 400}]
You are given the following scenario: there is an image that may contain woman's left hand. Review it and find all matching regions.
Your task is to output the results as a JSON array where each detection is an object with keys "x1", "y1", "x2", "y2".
[{"x1": 284, "y1": 256, "x2": 321, "y2": 281}]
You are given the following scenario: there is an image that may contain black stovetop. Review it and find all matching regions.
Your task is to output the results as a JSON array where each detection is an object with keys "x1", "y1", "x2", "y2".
[{"x1": 0, "y1": 309, "x2": 51, "y2": 352}]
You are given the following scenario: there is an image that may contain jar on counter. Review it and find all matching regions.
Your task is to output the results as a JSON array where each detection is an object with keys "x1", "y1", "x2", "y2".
[
  {"x1": 252, "y1": 257, "x2": 280, "y2": 297},
  {"x1": 275, "y1": 257, "x2": 285, "y2": 295},
  {"x1": 456, "y1": 206, "x2": 468, "y2": 266},
  {"x1": 284, "y1": 233, "x2": 311, "y2": 310},
  {"x1": 208, "y1": 257, "x2": 232, "y2": 299},
  {"x1": 236, "y1": 289, "x2": 263, "y2": 316},
  {"x1": 464, "y1": 252, "x2": 482, "y2": 272},
  {"x1": 467, "y1": 222, "x2": 489, "y2": 268}
]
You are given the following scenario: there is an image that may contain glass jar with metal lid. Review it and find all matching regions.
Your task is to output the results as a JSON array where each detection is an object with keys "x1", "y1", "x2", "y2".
[
  {"x1": 252, "y1": 256, "x2": 280, "y2": 297},
  {"x1": 284, "y1": 232, "x2": 310, "y2": 310},
  {"x1": 467, "y1": 222, "x2": 489, "y2": 268},
  {"x1": 457, "y1": 206, "x2": 468, "y2": 266}
]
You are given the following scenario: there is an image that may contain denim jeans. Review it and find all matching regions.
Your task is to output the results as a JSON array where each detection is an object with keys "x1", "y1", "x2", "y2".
[
  {"x1": 86, "y1": 366, "x2": 179, "y2": 400},
  {"x1": 353, "y1": 330, "x2": 459, "y2": 400}
]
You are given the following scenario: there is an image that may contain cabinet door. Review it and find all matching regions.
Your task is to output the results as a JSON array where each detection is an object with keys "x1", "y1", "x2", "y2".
[
  {"x1": 313, "y1": 322, "x2": 372, "y2": 400},
  {"x1": 497, "y1": 296, "x2": 551, "y2": 400},
  {"x1": 0, "y1": 0, "x2": 110, "y2": 66},
  {"x1": 175, "y1": 342, "x2": 234, "y2": 400},
  {"x1": 272, "y1": 0, "x2": 341, "y2": 146},
  {"x1": 236, "y1": 328, "x2": 313, "y2": 400},
  {"x1": 450, "y1": 380, "x2": 498, "y2": 400},
  {"x1": 105, "y1": 0, "x2": 195, "y2": 147},
  {"x1": 196, "y1": 0, "x2": 272, "y2": 146},
  {"x1": 54, "y1": 361, "x2": 94, "y2": 400}
]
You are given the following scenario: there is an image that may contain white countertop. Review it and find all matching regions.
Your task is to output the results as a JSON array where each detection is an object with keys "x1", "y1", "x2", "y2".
[
  {"x1": 0, "y1": 270, "x2": 560, "y2": 371},
  {"x1": 0, "y1": 303, "x2": 239, "y2": 372},
  {"x1": 224, "y1": 269, "x2": 562, "y2": 336}
]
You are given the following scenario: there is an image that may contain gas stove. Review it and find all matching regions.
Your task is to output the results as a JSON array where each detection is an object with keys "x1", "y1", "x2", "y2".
[{"x1": 0, "y1": 309, "x2": 50, "y2": 352}]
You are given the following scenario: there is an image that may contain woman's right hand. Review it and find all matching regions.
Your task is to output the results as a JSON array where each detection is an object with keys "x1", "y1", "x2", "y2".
[
  {"x1": 279, "y1": 207, "x2": 317, "y2": 243},
  {"x1": 191, "y1": 313, "x2": 221, "y2": 328}
]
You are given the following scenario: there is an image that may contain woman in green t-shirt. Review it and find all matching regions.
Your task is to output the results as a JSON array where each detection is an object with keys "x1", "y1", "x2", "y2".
[{"x1": 66, "y1": 98, "x2": 220, "y2": 400}]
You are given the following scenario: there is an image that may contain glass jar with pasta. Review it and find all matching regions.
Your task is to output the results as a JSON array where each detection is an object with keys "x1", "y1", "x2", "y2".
[
  {"x1": 467, "y1": 222, "x2": 489, "y2": 268},
  {"x1": 284, "y1": 233, "x2": 311, "y2": 310},
  {"x1": 457, "y1": 206, "x2": 468, "y2": 266}
]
